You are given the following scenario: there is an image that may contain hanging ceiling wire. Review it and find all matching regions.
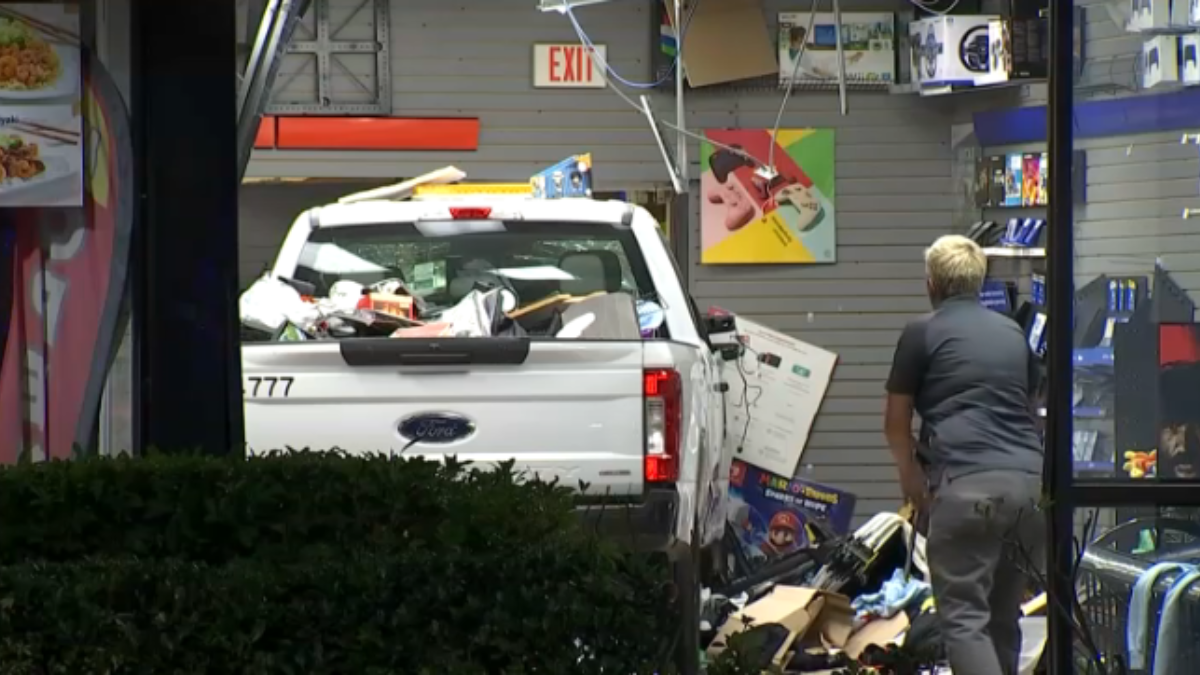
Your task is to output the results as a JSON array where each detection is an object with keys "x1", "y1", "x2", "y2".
[{"x1": 558, "y1": 0, "x2": 850, "y2": 187}]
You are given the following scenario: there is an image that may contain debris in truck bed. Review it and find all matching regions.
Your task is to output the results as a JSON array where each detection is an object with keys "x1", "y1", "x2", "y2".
[{"x1": 239, "y1": 271, "x2": 645, "y2": 342}]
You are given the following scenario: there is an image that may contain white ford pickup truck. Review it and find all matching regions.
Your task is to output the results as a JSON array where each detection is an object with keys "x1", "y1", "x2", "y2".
[{"x1": 241, "y1": 184, "x2": 731, "y2": 556}]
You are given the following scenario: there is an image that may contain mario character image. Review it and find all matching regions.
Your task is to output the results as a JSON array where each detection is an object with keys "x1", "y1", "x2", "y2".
[{"x1": 762, "y1": 510, "x2": 802, "y2": 557}]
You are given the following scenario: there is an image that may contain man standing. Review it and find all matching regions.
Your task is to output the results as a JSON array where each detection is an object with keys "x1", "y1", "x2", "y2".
[{"x1": 883, "y1": 235, "x2": 1045, "y2": 675}]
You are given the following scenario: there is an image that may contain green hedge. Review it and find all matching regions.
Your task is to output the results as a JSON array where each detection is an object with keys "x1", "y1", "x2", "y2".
[
  {"x1": 0, "y1": 452, "x2": 584, "y2": 564},
  {"x1": 0, "y1": 453, "x2": 678, "y2": 673},
  {"x1": 0, "y1": 551, "x2": 672, "y2": 673}
]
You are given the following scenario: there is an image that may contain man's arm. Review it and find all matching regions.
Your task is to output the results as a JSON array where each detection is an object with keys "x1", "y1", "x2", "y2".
[{"x1": 885, "y1": 320, "x2": 929, "y2": 503}]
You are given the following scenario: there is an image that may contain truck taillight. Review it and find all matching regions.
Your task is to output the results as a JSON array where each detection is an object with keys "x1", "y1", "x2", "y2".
[
  {"x1": 448, "y1": 206, "x2": 492, "y2": 220},
  {"x1": 644, "y1": 368, "x2": 681, "y2": 483}
]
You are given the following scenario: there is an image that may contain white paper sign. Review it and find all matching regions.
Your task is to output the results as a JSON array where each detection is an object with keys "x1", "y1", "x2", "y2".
[
  {"x1": 722, "y1": 317, "x2": 838, "y2": 477},
  {"x1": 533, "y1": 43, "x2": 607, "y2": 88}
]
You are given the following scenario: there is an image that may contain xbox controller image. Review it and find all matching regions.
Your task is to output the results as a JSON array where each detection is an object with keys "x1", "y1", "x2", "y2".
[{"x1": 775, "y1": 184, "x2": 823, "y2": 233}]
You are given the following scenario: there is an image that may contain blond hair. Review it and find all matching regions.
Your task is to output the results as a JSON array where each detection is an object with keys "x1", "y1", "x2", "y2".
[{"x1": 925, "y1": 235, "x2": 987, "y2": 298}]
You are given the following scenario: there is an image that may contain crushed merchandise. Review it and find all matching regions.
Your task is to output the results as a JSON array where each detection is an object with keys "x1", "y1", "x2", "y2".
[
  {"x1": 238, "y1": 272, "x2": 656, "y2": 343},
  {"x1": 704, "y1": 510, "x2": 1046, "y2": 674}
]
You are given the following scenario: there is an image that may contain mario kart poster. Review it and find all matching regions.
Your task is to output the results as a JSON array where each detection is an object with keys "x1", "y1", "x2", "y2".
[{"x1": 727, "y1": 459, "x2": 856, "y2": 561}]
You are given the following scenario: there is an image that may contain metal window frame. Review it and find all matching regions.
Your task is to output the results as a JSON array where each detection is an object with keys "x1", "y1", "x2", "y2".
[{"x1": 1043, "y1": 4, "x2": 1200, "y2": 671}]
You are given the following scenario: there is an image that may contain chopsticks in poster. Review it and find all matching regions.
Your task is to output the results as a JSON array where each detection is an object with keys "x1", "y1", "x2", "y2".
[{"x1": 10, "y1": 121, "x2": 79, "y2": 146}]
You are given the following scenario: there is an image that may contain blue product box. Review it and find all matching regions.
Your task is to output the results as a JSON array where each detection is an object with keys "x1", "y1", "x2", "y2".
[
  {"x1": 1020, "y1": 219, "x2": 1044, "y2": 247},
  {"x1": 530, "y1": 153, "x2": 594, "y2": 199},
  {"x1": 727, "y1": 460, "x2": 857, "y2": 561},
  {"x1": 980, "y1": 277, "x2": 1011, "y2": 313},
  {"x1": 1002, "y1": 217, "x2": 1021, "y2": 246}
]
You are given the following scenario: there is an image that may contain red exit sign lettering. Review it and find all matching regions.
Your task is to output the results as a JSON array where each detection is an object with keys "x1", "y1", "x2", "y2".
[{"x1": 533, "y1": 43, "x2": 608, "y2": 88}]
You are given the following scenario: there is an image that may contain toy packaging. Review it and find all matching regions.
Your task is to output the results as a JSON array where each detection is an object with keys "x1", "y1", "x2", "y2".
[
  {"x1": 778, "y1": 12, "x2": 896, "y2": 85},
  {"x1": 1021, "y1": 153, "x2": 1041, "y2": 206},
  {"x1": 530, "y1": 154, "x2": 594, "y2": 199},
  {"x1": 1004, "y1": 153, "x2": 1023, "y2": 206},
  {"x1": 1038, "y1": 152, "x2": 1049, "y2": 205},
  {"x1": 909, "y1": 15, "x2": 998, "y2": 87},
  {"x1": 727, "y1": 460, "x2": 856, "y2": 562},
  {"x1": 988, "y1": 155, "x2": 1007, "y2": 206}
]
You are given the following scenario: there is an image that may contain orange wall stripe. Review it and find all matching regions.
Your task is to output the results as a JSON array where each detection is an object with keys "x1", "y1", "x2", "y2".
[
  {"x1": 274, "y1": 117, "x2": 480, "y2": 151},
  {"x1": 254, "y1": 116, "x2": 277, "y2": 149}
]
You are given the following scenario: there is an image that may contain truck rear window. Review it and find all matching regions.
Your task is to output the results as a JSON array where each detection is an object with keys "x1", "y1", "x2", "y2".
[{"x1": 241, "y1": 220, "x2": 665, "y2": 342}]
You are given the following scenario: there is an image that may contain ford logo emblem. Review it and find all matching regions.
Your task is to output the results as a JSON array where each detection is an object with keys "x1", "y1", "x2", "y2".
[{"x1": 398, "y1": 413, "x2": 476, "y2": 450}]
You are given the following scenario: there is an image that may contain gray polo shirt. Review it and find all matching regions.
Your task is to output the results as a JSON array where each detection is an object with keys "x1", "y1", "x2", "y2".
[{"x1": 886, "y1": 294, "x2": 1043, "y2": 481}]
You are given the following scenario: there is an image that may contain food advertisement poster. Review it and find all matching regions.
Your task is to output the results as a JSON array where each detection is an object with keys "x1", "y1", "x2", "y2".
[
  {"x1": 700, "y1": 129, "x2": 836, "y2": 264},
  {"x1": 0, "y1": 4, "x2": 82, "y2": 207},
  {"x1": 723, "y1": 316, "x2": 837, "y2": 476},
  {"x1": 0, "y1": 50, "x2": 134, "y2": 462},
  {"x1": 778, "y1": 12, "x2": 896, "y2": 85},
  {"x1": 728, "y1": 459, "x2": 856, "y2": 562}
]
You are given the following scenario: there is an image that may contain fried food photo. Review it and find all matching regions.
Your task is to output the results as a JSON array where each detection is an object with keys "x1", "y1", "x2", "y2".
[
  {"x1": 0, "y1": 17, "x2": 61, "y2": 90},
  {"x1": 0, "y1": 134, "x2": 46, "y2": 182}
]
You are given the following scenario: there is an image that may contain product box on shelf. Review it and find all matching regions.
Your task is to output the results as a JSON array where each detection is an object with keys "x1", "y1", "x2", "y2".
[
  {"x1": 1008, "y1": 0, "x2": 1049, "y2": 79},
  {"x1": 1021, "y1": 153, "x2": 1041, "y2": 206},
  {"x1": 988, "y1": 154, "x2": 1007, "y2": 206},
  {"x1": 778, "y1": 12, "x2": 897, "y2": 85},
  {"x1": 1192, "y1": 0, "x2": 1200, "y2": 26},
  {"x1": 1143, "y1": 35, "x2": 1180, "y2": 88},
  {"x1": 975, "y1": 18, "x2": 1011, "y2": 86},
  {"x1": 1004, "y1": 153, "x2": 1023, "y2": 206},
  {"x1": 1181, "y1": 34, "x2": 1200, "y2": 84},
  {"x1": 980, "y1": 277, "x2": 1014, "y2": 313},
  {"x1": 1130, "y1": 0, "x2": 1193, "y2": 30},
  {"x1": 909, "y1": 15, "x2": 998, "y2": 87},
  {"x1": 1130, "y1": 0, "x2": 1167, "y2": 30}
]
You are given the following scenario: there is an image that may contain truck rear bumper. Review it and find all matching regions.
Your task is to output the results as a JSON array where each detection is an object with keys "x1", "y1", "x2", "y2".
[{"x1": 576, "y1": 487, "x2": 681, "y2": 554}]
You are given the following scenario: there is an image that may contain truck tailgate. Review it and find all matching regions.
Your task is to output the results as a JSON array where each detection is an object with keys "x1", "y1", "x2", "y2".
[{"x1": 242, "y1": 338, "x2": 645, "y2": 495}]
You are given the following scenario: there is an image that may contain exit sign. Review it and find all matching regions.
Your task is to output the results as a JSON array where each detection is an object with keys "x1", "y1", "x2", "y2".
[{"x1": 533, "y1": 43, "x2": 607, "y2": 88}]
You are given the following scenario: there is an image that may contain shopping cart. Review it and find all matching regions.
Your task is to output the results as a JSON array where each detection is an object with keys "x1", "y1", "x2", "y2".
[{"x1": 1076, "y1": 514, "x2": 1200, "y2": 671}]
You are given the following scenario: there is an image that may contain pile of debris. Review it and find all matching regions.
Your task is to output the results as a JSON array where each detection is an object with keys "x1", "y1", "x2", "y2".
[
  {"x1": 703, "y1": 511, "x2": 1048, "y2": 674},
  {"x1": 239, "y1": 273, "x2": 664, "y2": 342}
]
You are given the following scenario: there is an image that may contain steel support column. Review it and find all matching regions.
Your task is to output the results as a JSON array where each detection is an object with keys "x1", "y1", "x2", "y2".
[
  {"x1": 1044, "y1": 0, "x2": 1077, "y2": 671},
  {"x1": 132, "y1": 0, "x2": 242, "y2": 455}
]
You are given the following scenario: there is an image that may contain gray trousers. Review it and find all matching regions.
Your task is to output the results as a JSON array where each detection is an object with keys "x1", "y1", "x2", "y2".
[{"x1": 926, "y1": 470, "x2": 1046, "y2": 675}]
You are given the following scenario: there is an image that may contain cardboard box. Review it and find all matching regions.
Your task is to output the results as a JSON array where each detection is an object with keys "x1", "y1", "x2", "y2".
[
  {"x1": 778, "y1": 12, "x2": 897, "y2": 85},
  {"x1": 706, "y1": 586, "x2": 854, "y2": 667},
  {"x1": 1143, "y1": 35, "x2": 1179, "y2": 88},
  {"x1": 1130, "y1": 0, "x2": 1169, "y2": 30},
  {"x1": 663, "y1": 0, "x2": 777, "y2": 88},
  {"x1": 909, "y1": 15, "x2": 998, "y2": 87},
  {"x1": 1131, "y1": 0, "x2": 1191, "y2": 30},
  {"x1": 1181, "y1": 34, "x2": 1200, "y2": 84}
]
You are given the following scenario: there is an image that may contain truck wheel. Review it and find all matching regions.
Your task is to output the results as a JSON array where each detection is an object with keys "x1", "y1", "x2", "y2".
[{"x1": 672, "y1": 548, "x2": 701, "y2": 675}]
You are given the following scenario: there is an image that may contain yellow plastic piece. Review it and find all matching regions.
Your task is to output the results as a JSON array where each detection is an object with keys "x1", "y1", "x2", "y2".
[{"x1": 414, "y1": 183, "x2": 532, "y2": 196}]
